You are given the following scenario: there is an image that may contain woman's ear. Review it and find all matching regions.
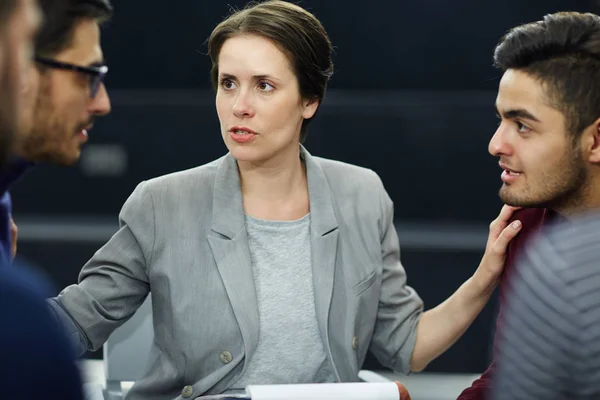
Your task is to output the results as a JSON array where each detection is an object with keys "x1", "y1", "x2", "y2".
[{"x1": 302, "y1": 98, "x2": 319, "y2": 120}]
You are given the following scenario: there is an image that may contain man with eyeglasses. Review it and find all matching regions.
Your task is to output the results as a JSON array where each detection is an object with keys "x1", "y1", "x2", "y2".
[
  {"x1": 0, "y1": 1, "x2": 87, "y2": 398},
  {"x1": 0, "y1": 0, "x2": 113, "y2": 262}
]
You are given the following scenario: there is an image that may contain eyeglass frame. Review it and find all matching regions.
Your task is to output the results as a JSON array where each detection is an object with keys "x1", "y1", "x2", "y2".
[{"x1": 34, "y1": 56, "x2": 108, "y2": 99}]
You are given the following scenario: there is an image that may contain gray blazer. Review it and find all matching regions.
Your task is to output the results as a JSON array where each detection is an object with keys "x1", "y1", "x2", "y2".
[{"x1": 50, "y1": 146, "x2": 423, "y2": 400}]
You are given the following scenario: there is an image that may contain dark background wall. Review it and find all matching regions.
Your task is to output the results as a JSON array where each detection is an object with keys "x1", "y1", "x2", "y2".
[{"x1": 11, "y1": 0, "x2": 600, "y2": 374}]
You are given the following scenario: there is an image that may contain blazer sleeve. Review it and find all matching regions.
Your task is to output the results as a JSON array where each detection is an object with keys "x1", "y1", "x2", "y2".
[
  {"x1": 48, "y1": 181, "x2": 155, "y2": 356},
  {"x1": 368, "y1": 176, "x2": 424, "y2": 375}
]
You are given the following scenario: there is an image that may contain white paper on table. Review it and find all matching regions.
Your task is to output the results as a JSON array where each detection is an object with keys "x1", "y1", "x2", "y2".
[{"x1": 246, "y1": 382, "x2": 399, "y2": 400}]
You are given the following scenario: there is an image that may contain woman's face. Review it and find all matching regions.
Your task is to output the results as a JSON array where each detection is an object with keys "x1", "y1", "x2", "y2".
[{"x1": 215, "y1": 34, "x2": 318, "y2": 166}]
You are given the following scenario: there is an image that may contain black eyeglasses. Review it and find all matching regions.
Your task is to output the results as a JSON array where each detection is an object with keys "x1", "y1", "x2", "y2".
[{"x1": 34, "y1": 56, "x2": 109, "y2": 99}]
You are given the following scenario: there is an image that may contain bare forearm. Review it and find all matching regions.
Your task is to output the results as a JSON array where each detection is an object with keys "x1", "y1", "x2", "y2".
[{"x1": 409, "y1": 275, "x2": 494, "y2": 372}]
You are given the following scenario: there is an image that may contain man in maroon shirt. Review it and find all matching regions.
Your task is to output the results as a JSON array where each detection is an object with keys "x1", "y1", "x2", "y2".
[{"x1": 458, "y1": 11, "x2": 600, "y2": 399}]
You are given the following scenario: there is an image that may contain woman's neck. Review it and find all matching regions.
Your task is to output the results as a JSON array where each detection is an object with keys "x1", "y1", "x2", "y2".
[{"x1": 238, "y1": 147, "x2": 309, "y2": 220}]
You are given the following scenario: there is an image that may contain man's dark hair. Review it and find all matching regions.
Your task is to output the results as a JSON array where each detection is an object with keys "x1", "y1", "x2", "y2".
[
  {"x1": 35, "y1": 0, "x2": 113, "y2": 57},
  {"x1": 494, "y1": 12, "x2": 600, "y2": 138}
]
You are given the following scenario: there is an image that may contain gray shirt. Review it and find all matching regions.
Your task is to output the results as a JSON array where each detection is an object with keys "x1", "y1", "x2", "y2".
[
  {"x1": 228, "y1": 213, "x2": 337, "y2": 391},
  {"x1": 492, "y1": 212, "x2": 600, "y2": 400}
]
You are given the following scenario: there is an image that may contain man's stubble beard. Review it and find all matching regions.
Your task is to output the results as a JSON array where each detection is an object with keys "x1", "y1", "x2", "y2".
[
  {"x1": 499, "y1": 144, "x2": 590, "y2": 213},
  {"x1": 0, "y1": 38, "x2": 18, "y2": 167},
  {"x1": 19, "y1": 77, "x2": 64, "y2": 164}
]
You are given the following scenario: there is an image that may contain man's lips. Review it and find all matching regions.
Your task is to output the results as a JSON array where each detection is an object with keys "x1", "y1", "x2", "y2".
[{"x1": 499, "y1": 162, "x2": 522, "y2": 175}]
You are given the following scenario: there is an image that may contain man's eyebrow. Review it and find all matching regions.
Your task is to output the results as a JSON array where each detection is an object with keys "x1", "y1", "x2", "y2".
[{"x1": 495, "y1": 105, "x2": 541, "y2": 122}]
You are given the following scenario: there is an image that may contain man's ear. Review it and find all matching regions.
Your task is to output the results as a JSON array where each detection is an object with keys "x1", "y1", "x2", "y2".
[{"x1": 585, "y1": 118, "x2": 600, "y2": 163}]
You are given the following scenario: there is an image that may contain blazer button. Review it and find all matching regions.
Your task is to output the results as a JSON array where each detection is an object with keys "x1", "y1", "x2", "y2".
[
  {"x1": 352, "y1": 336, "x2": 358, "y2": 350},
  {"x1": 220, "y1": 350, "x2": 233, "y2": 364},
  {"x1": 181, "y1": 385, "x2": 193, "y2": 398}
]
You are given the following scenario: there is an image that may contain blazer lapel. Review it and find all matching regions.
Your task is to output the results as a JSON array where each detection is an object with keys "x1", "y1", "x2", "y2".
[
  {"x1": 208, "y1": 153, "x2": 260, "y2": 360},
  {"x1": 303, "y1": 147, "x2": 340, "y2": 377}
]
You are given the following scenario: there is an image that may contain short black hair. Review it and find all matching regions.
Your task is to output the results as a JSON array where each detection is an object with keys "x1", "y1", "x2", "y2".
[
  {"x1": 494, "y1": 12, "x2": 600, "y2": 138},
  {"x1": 35, "y1": 0, "x2": 113, "y2": 57}
]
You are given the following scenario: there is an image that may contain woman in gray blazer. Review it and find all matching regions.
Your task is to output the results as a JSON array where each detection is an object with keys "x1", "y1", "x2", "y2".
[{"x1": 49, "y1": 1, "x2": 523, "y2": 399}]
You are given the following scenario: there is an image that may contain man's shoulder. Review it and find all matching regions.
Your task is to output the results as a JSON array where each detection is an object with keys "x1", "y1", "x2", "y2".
[
  {"x1": 0, "y1": 261, "x2": 59, "y2": 343},
  {"x1": 0, "y1": 262, "x2": 83, "y2": 399},
  {"x1": 501, "y1": 208, "x2": 551, "y2": 288},
  {"x1": 0, "y1": 261, "x2": 54, "y2": 298}
]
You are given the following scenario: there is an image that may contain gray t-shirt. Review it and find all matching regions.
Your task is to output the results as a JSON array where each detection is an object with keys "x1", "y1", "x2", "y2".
[{"x1": 228, "y1": 213, "x2": 337, "y2": 391}]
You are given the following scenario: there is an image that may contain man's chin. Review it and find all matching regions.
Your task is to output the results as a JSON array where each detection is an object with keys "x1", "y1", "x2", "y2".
[
  {"x1": 41, "y1": 150, "x2": 81, "y2": 166},
  {"x1": 59, "y1": 153, "x2": 81, "y2": 166},
  {"x1": 499, "y1": 191, "x2": 545, "y2": 209},
  {"x1": 499, "y1": 188, "x2": 532, "y2": 208}
]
